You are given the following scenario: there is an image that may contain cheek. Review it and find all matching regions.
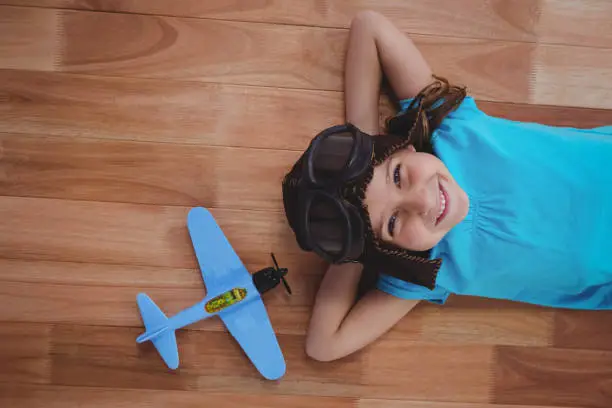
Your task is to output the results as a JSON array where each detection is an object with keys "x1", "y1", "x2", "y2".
[
  {"x1": 396, "y1": 220, "x2": 440, "y2": 251},
  {"x1": 408, "y1": 154, "x2": 447, "y2": 179},
  {"x1": 404, "y1": 160, "x2": 437, "y2": 185}
]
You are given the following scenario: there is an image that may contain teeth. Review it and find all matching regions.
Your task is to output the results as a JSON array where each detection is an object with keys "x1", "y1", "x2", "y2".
[{"x1": 438, "y1": 188, "x2": 446, "y2": 217}]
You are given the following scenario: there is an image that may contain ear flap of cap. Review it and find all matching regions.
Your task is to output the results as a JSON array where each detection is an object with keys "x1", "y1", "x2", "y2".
[{"x1": 364, "y1": 242, "x2": 441, "y2": 290}]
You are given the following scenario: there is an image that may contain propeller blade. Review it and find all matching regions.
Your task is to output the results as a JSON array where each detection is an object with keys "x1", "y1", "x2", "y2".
[
  {"x1": 281, "y1": 276, "x2": 292, "y2": 295},
  {"x1": 271, "y1": 252, "x2": 279, "y2": 269}
]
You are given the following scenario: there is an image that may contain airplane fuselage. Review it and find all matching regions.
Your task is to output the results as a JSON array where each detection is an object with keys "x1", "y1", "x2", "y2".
[{"x1": 137, "y1": 285, "x2": 259, "y2": 343}]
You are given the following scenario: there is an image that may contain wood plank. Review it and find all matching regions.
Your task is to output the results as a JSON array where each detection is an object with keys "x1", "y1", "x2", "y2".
[
  {"x1": 0, "y1": 258, "x2": 204, "y2": 288},
  {"x1": 57, "y1": 7, "x2": 346, "y2": 91},
  {"x1": 48, "y1": 324, "x2": 365, "y2": 396},
  {"x1": 477, "y1": 100, "x2": 612, "y2": 129},
  {"x1": 0, "y1": 258, "x2": 322, "y2": 301},
  {"x1": 0, "y1": 383, "x2": 357, "y2": 408},
  {"x1": 0, "y1": 6, "x2": 536, "y2": 103},
  {"x1": 0, "y1": 322, "x2": 51, "y2": 384},
  {"x1": 1, "y1": 384, "x2": 584, "y2": 408},
  {"x1": 553, "y1": 310, "x2": 612, "y2": 351},
  {"x1": 2, "y1": 71, "x2": 609, "y2": 154},
  {"x1": 0, "y1": 260, "x2": 315, "y2": 336},
  {"x1": 0, "y1": 69, "x2": 342, "y2": 150},
  {"x1": 533, "y1": 43, "x2": 612, "y2": 109},
  {"x1": 362, "y1": 339, "x2": 493, "y2": 402},
  {"x1": 0, "y1": 1, "x2": 543, "y2": 43},
  {"x1": 45, "y1": 322, "x2": 494, "y2": 400},
  {"x1": 359, "y1": 399, "x2": 584, "y2": 408},
  {"x1": 0, "y1": 196, "x2": 307, "y2": 268},
  {"x1": 0, "y1": 5, "x2": 59, "y2": 71},
  {"x1": 0, "y1": 258, "x2": 554, "y2": 348},
  {"x1": 414, "y1": 303, "x2": 553, "y2": 347},
  {"x1": 414, "y1": 36, "x2": 532, "y2": 104},
  {"x1": 493, "y1": 345, "x2": 612, "y2": 408},
  {"x1": 6, "y1": 1, "x2": 612, "y2": 49},
  {"x1": 0, "y1": 132, "x2": 299, "y2": 211},
  {"x1": 538, "y1": 0, "x2": 612, "y2": 48}
]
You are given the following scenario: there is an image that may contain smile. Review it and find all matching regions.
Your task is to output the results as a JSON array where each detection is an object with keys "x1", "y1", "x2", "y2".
[{"x1": 435, "y1": 181, "x2": 449, "y2": 225}]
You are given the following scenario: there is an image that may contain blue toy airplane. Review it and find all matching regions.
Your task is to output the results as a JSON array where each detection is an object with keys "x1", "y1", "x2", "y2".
[{"x1": 135, "y1": 207, "x2": 291, "y2": 380}]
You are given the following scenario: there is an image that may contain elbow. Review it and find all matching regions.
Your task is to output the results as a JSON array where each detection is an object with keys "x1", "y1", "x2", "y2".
[
  {"x1": 305, "y1": 339, "x2": 336, "y2": 362},
  {"x1": 305, "y1": 333, "x2": 341, "y2": 362},
  {"x1": 350, "y1": 10, "x2": 383, "y2": 31}
]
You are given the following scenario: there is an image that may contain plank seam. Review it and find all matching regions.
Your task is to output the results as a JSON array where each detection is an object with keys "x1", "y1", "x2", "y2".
[{"x1": 2, "y1": 3, "x2": 612, "y2": 49}]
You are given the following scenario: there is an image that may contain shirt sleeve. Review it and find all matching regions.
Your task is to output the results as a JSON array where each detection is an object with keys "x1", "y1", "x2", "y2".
[{"x1": 376, "y1": 273, "x2": 451, "y2": 304}]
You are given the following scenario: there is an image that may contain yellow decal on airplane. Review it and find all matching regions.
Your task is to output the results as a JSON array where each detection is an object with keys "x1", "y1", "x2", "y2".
[{"x1": 205, "y1": 288, "x2": 247, "y2": 313}]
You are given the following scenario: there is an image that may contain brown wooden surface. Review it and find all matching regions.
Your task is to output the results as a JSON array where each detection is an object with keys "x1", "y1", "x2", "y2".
[
  {"x1": 0, "y1": 2, "x2": 611, "y2": 408},
  {"x1": 1, "y1": 5, "x2": 611, "y2": 107},
  {"x1": 3, "y1": 0, "x2": 612, "y2": 48}
]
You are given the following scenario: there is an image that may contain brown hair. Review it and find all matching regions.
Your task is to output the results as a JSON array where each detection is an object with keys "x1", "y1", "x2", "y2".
[{"x1": 385, "y1": 75, "x2": 467, "y2": 154}]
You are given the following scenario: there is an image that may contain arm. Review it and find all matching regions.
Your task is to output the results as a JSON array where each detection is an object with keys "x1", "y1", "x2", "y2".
[
  {"x1": 305, "y1": 11, "x2": 431, "y2": 362},
  {"x1": 344, "y1": 10, "x2": 434, "y2": 134},
  {"x1": 305, "y1": 263, "x2": 420, "y2": 362}
]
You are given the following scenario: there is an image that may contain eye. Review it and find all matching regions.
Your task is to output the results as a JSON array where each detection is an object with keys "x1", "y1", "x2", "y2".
[
  {"x1": 393, "y1": 164, "x2": 401, "y2": 187},
  {"x1": 387, "y1": 212, "x2": 398, "y2": 237}
]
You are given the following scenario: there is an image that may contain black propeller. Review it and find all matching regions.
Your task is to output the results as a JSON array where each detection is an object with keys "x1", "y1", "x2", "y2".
[
  {"x1": 252, "y1": 253, "x2": 292, "y2": 295},
  {"x1": 270, "y1": 253, "x2": 291, "y2": 295}
]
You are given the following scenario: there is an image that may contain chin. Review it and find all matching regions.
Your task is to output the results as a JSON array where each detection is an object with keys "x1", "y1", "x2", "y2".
[
  {"x1": 439, "y1": 177, "x2": 469, "y2": 230},
  {"x1": 450, "y1": 185, "x2": 469, "y2": 225}
]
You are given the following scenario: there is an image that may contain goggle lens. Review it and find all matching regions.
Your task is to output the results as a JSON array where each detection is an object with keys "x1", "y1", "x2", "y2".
[
  {"x1": 307, "y1": 194, "x2": 347, "y2": 257},
  {"x1": 311, "y1": 131, "x2": 356, "y2": 182}
]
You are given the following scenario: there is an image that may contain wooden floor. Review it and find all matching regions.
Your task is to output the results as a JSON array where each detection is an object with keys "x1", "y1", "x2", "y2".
[{"x1": 1, "y1": 1, "x2": 611, "y2": 407}]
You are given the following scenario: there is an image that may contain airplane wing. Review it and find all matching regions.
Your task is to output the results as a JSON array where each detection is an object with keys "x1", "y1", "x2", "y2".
[
  {"x1": 187, "y1": 207, "x2": 286, "y2": 379},
  {"x1": 220, "y1": 296, "x2": 286, "y2": 380},
  {"x1": 186, "y1": 207, "x2": 250, "y2": 295}
]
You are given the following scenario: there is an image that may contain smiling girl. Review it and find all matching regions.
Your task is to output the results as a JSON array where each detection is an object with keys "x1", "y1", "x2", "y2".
[{"x1": 281, "y1": 11, "x2": 612, "y2": 362}]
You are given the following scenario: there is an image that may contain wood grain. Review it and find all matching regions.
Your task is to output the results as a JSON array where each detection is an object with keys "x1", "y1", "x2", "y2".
[
  {"x1": 48, "y1": 323, "x2": 365, "y2": 396},
  {"x1": 0, "y1": 383, "x2": 357, "y2": 408},
  {"x1": 415, "y1": 305, "x2": 553, "y2": 347},
  {"x1": 45, "y1": 322, "x2": 495, "y2": 400},
  {"x1": 58, "y1": 8, "x2": 346, "y2": 91},
  {"x1": 0, "y1": 69, "x2": 342, "y2": 150},
  {"x1": 359, "y1": 400, "x2": 585, "y2": 408},
  {"x1": 2, "y1": 71, "x2": 610, "y2": 155},
  {"x1": 1, "y1": 1, "x2": 611, "y2": 407},
  {"x1": 0, "y1": 260, "x2": 315, "y2": 335},
  {"x1": 362, "y1": 340, "x2": 493, "y2": 402},
  {"x1": 538, "y1": 0, "x2": 612, "y2": 48},
  {"x1": 553, "y1": 310, "x2": 612, "y2": 351},
  {"x1": 0, "y1": 6, "x2": 59, "y2": 71},
  {"x1": 6, "y1": 0, "x2": 612, "y2": 49},
  {"x1": 1, "y1": 384, "x2": 587, "y2": 408},
  {"x1": 0, "y1": 196, "x2": 307, "y2": 268},
  {"x1": 0, "y1": 6, "x2": 538, "y2": 103},
  {"x1": 0, "y1": 132, "x2": 298, "y2": 210},
  {"x1": 0, "y1": 260, "x2": 555, "y2": 347},
  {"x1": 533, "y1": 43, "x2": 612, "y2": 109},
  {"x1": 0, "y1": 322, "x2": 51, "y2": 384},
  {"x1": 408, "y1": 35, "x2": 533, "y2": 104},
  {"x1": 493, "y1": 346, "x2": 612, "y2": 408},
  {"x1": 478, "y1": 100, "x2": 612, "y2": 129},
  {"x1": 0, "y1": 0, "x2": 543, "y2": 42}
]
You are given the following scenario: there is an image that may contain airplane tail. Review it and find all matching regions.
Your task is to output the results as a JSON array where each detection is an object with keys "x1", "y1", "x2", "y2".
[{"x1": 136, "y1": 293, "x2": 179, "y2": 369}]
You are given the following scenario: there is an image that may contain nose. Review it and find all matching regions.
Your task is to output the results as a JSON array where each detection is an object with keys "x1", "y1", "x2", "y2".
[{"x1": 400, "y1": 186, "x2": 434, "y2": 215}]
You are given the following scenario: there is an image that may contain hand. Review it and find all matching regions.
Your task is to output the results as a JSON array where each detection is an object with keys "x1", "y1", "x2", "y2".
[{"x1": 345, "y1": 11, "x2": 434, "y2": 134}]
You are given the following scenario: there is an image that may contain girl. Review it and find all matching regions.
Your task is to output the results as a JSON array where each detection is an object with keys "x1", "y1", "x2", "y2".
[{"x1": 281, "y1": 11, "x2": 612, "y2": 362}]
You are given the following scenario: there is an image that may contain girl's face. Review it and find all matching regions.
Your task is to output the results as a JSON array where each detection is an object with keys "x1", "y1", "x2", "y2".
[{"x1": 364, "y1": 145, "x2": 469, "y2": 251}]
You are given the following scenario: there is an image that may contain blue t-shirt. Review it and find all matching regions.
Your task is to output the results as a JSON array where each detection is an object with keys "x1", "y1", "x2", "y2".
[{"x1": 376, "y1": 96, "x2": 612, "y2": 310}]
